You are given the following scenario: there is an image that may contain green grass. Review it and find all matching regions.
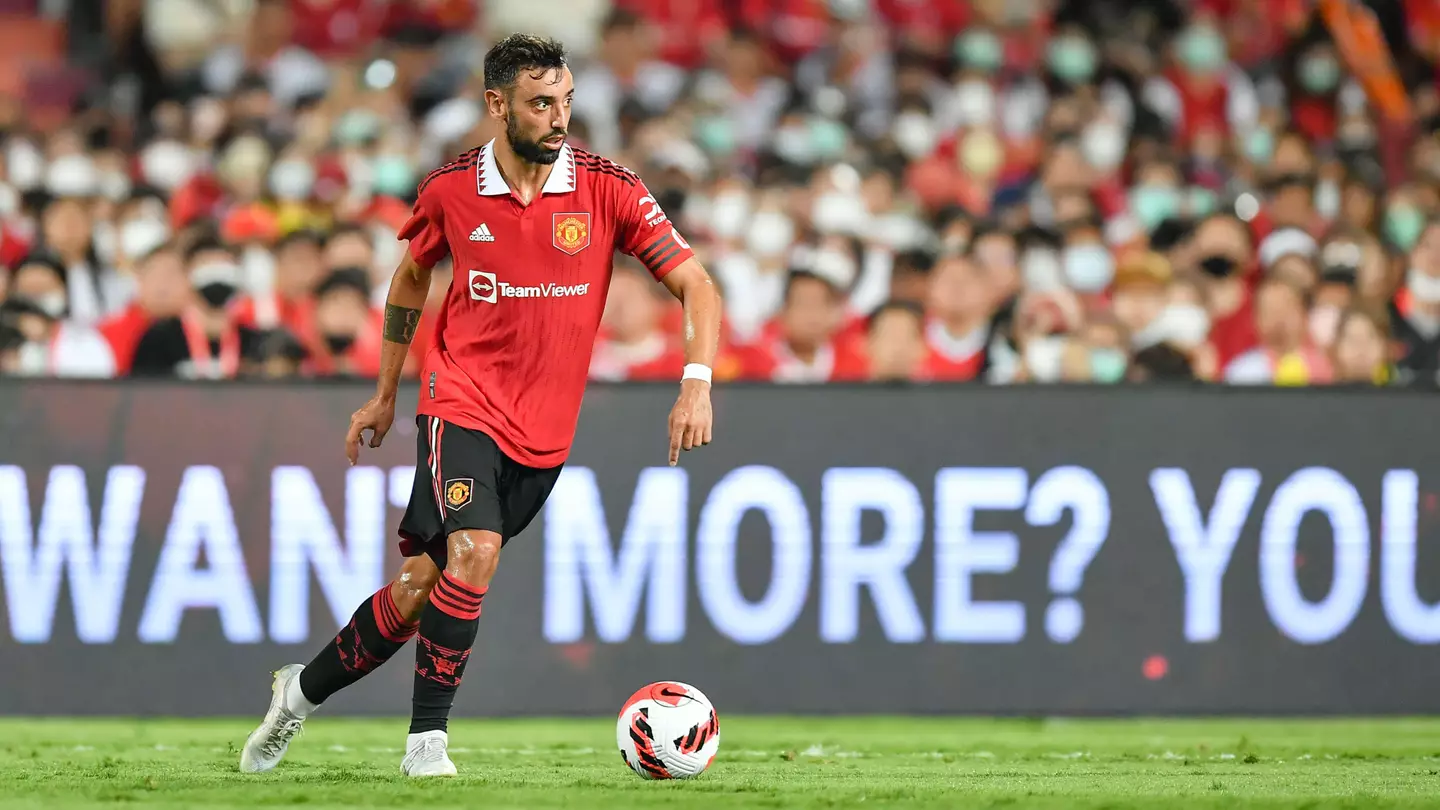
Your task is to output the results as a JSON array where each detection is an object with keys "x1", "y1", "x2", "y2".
[{"x1": 3, "y1": 717, "x2": 1440, "y2": 808}]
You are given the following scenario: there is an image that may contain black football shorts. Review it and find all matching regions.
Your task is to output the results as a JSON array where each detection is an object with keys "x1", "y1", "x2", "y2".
[{"x1": 397, "y1": 414, "x2": 564, "y2": 569}]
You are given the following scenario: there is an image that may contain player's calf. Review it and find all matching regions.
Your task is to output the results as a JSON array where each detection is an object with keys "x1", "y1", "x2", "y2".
[{"x1": 409, "y1": 529, "x2": 500, "y2": 738}]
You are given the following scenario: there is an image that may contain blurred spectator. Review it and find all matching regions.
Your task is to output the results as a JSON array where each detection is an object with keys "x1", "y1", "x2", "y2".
[
  {"x1": 865, "y1": 300, "x2": 926, "y2": 382},
  {"x1": 131, "y1": 238, "x2": 261, "y2": 378},
  {"x1": 1129, "y1": 343, "x2": 1196, "y2": 382},
  {"x1": 1332, "y1": 306, "x2": 1394, "y2": 385},
  {"x1": 1390, "y1": 217, "x2": 1440, "y2": 383},
  {"x1": 235, "y1": 229, "x2": 323, "y2": 336},
  {"x1": 1225, "y1": 276, "x2": 1334, "y2": 385},
  {"x1": 99, "y1": 244, "x2": 190, "y2": 374},
  {"x1": 740, "y1": 270, "x2": 864, "y2": 382},
  {"x1": 309, "y1": 267, "x2": 381, "y2": 377},
  {"x1": 924, "y1": 253, "x2": 993, "y2": 380},
  {"x1": 591, "y1": 263, "x2": 685, "y2": 381},
  {"x1": 0, "y1": 256, "x2": 116, "y2": 377}
]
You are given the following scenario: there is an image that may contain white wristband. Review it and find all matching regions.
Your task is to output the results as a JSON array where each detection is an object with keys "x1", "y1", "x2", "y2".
[{"x1": 682, "y1": 363, "x2": 713, "y2": 384}]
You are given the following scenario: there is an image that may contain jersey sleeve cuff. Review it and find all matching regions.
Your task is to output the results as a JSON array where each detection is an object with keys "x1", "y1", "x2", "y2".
[{"x1": 634, "y1": 230, "x2": 693, "y2": 280}]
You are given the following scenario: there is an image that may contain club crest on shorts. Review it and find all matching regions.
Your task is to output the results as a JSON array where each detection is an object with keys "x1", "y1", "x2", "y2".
[
  {"x1": 444, "y1": 478, "x2": 473, "y2": 510},
  {"x1": 553, "y1": 213, "x2": 591, "y2": 255}
]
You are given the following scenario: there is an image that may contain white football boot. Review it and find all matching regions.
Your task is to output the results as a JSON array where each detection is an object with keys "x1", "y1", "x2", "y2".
[
  {"x1": 401, "y1": 730, "x2": 458, "y2": 777},
  {"x1": 239, "y1": 664, "x2": 309, "y2": 773}
]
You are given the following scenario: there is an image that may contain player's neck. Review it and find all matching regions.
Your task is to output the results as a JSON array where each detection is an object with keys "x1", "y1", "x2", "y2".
[{"x1": 493, "y1": 139, "x2": 556, "y2": 205}]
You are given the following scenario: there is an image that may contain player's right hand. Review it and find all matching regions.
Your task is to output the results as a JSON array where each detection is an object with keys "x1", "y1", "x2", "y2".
[{"x1": 345, "y1": 395, "x2": 397, "y2": 466}]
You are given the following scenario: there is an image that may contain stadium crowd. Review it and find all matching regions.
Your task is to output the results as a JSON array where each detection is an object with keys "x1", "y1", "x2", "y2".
[{"x1": 0, "y1": 0, "x2": 1438, "y2": 385}]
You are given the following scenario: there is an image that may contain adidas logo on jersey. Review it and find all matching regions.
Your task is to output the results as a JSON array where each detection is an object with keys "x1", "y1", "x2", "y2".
[{"x1": 469, "y1": 224, "x2": 495, "y2": 242}]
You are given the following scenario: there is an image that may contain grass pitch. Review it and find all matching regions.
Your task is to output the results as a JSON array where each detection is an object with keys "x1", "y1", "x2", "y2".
[{"x1": 3, "y1": 717, "x2": 1439, "y2": 808}]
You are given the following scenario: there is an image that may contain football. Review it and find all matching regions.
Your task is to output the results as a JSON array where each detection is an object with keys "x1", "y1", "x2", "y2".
[{"x1": 615, "y1": 681, "x2": 720, "y2": 780}]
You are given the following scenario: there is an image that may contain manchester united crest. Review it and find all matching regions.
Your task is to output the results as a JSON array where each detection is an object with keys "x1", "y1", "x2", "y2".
[
  {"x1": 553, "y1": 213, "x2": 591, "y2": 255},
  {"x1": 444, "y1": 478, "x2": 473, "y2": 510}
]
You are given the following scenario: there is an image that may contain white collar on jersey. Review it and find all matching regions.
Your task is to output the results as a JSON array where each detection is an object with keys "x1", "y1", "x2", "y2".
[{"x1": 476, "y1": 138, "x2": 576, "y2": 196}]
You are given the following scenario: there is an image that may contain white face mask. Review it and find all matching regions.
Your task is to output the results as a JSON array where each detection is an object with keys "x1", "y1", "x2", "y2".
[
  {"x1": 1080, "y1": 121, "x2": 1127, "y2": 172},
  {"x1": 241, "y1": 245, "x2": 277, "y2": 293},
  {"x1": 1409, "y1": 268, "x2": 1440, "y2": 304},
  {"x1": 34, "y1": 291, "x2": 67, "y2": 319},
  {"x1": 773, "y1": 126, "x2": 815, "y2": 165},
  {"x1": 952, "y1": 80, "x2": 997, "y2": 128},
  {"x1": 1024, "y1": 336, "x2": 1066, "y2": 383},
  {"x1": 710, "y1": 192, "x2": 751, "y2": 240},
  {"x1": 17, "y1": 341, "x2": 48, "y2": 375},
  {"x1": 99, "y1": 171, "x2": 132, "y2": 202},
  {"x1": 1021, "y1": 249, "x2": 1064, "y2": 292},
  {"x1": 92, "y1": 221, "x2": 116, "y2": 265},
  {"x1": 1155, "y1": 303, "x2": 1211, "y2": 348},
  {"x1": 0, "y1": 182, "x2": 16, "y2": 216},
  {"x1": 141, "y1": 141, "x2": 198, "y2": 191},
  {"x1": 1062, "y1": 244, "x2": 1115, "y2": 292},
  {"x1": 870, "y1": 212, "x2": 927, "y2": 251},
  {"x1": 270, "y1": 160, "x2": 316, "y2": 202},
  {"x1": 1314, "y1": 180, "x2": 1340, "y2": 220},
  {"x1": 120, "y1": 217, "x2": 170, "y2": 260},
  {"x1": 810, "y1": 248, "x2": 857, "y2": 289},
  {"x1": 747, "y1": 210, "x2": 795, "y2": 258},
  {"x1": 46, "y1": 154, "x2": 98, "y2": 198},
  {"x1": 6, "y1": 139, "x2": 44, "y2": 190},
  {"x1": 811, "y1": 191, "x2": 866, "y2": 235},
  {"x1": 892, "y1": 111, "x2": 937, "y2": 160},
  {"x1": 1309, "y1": 304, "x2": 1342, "y2": 347}
]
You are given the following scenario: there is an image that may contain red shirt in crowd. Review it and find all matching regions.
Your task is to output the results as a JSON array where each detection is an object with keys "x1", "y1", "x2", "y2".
[
  {"x1": 399, "y1": 141, "x2": 694, "y2": 467},
  {"x1": 589, "y1": 333, "x2": 687, "y2": 381},
  {"x1": 233, "y1": 292, "x2": 317, "y2": 339},
  {"x1": 737, "y1": 333, "x2": 867, "y2": 382},
  {"x1": 98, "y1": 303, "x2": 153, "y2": 375},
  {"x1": 922, "y1": 319, "x2": 987, "y2": 381},
  {"x1": 614, "y1": 0, "x2": 726, "y2": 69}
]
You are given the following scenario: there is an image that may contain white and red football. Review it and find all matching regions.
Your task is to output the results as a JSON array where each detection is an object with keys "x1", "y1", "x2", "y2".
[{"x1": 615, "y1": 681, "x2": 720, "y2": 780}]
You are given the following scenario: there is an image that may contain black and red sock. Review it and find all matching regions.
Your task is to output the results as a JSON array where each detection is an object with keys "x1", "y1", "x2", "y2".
[
  {"x1": 410, "y1": 572, "x2": 486, "y2": 734},
  {"x1": 298, "y1": 585, "x2": 419, "y2": 705}
]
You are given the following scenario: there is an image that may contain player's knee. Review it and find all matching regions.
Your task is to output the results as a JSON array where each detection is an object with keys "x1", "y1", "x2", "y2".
[
  {"x1": 446, "y1": 529, "x2": 502, "y2": 583},
  {"x1": 390, "y1": 555, "x2": 440, "y2": 621}
]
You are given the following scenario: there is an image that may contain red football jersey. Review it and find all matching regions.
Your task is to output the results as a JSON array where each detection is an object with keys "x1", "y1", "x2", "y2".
[{"x1": 398, "y1": 141, "x2": 694, "y2": 467}]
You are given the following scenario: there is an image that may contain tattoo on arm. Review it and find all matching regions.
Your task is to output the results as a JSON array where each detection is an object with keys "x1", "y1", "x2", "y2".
[{"x1": 383, "y1": 304, "x2": 422, "y2": 344}]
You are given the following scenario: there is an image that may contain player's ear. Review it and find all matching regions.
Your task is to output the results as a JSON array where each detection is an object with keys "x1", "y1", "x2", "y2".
[{"x1": 483, "y1": 87, "x2": 507, "y2": 119}]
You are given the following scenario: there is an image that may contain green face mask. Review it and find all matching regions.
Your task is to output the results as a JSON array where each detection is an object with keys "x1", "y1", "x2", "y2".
[
  {"x1": 1299, "y1": 55, "x2": 1341, "y2": 94},
  {"x1": 809, "y1": 119, "x2": 849, "y2": 161},
  {"x1": 694, "y1": 116, "x2": 736, "y2": 156},
  {"x1": 1047, "y1": 38, "x2": 1097, "y2": 84},
  {"x1": 334, "y1": 110, "x2": 382, "y2": 147},
  {"x1": 1386, "y1": 206, "x2": 1426, "y2": 252},
  {"x1": 956, "y1": 31, "x2": 1004, "y2": 74},
  {"x1": 1090, "y1": 348, "x2": 1128, "y2": 383},
  {"x1": 371, "y1": 156, "x2": 415, "y2": 198},
  {"x1": 1130, "y1": 185, "x2": 1182, "y2": 231},
  {"x1": 1177, "y1": 27, "x2": 1227, "y2": 74},
  {"x1": 1188, "y1": 187, "x2": 1219, "y2": 218},
  {"x1": 1244, "y1": 129, "x2": 1275, "y2": 165}
]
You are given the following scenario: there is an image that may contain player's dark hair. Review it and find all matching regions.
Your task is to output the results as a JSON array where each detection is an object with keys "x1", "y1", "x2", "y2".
[
  {"x1": 483, "y1": 34, "x2": 568, "y2": 93},
  {"x1": 867, "y1": 300, "x2": 924, "y2": 334}
]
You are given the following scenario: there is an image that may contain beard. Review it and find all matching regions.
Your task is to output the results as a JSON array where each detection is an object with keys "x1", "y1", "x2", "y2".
[{"x1": 507, "y1": 112, "x2": 565, "y2": 165}]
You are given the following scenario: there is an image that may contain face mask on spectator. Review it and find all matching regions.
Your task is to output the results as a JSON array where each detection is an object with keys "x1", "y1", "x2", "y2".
[
  {"x1": 1130, "y1": 185, "x2": 1182, "y2": 231},
  {"x1": 811, "y1": 248, "x2": 857, "y2": 289},
  {"x1": 809, "y1": 119, "x2": 848, "y2": 161},
  {"x1": 1080, "y1": 121, "x2": 1127, "y2": 172},
  {"x1": 270, "y1": 159, "x2": 316, "y2": 202},
  {"x1": 952, "y1": 80, "x2": 996, "y2": 128},
  {"x1": 1314, "y1": 180, "x2": 1340, "y2": 220},
  {"x1": 325, "y1": 333, "x2": 356, "y2": 355},
  {"x1": 92, "y1": 221, "x2": 116, "y2": 265},
  {"x1": 955, "y1": 30, "x2": 1004, "y2": 74},
  {"x1": 1155, "y1": 303, "x2": 1212, "y2": 347},
  {"x1": 0, "y1": 182, "x2": 15, "y2": 216},
  {"x1": 959, "y1": 129, "x2": 1004, "y2": 178},
  {"x1": 1386, "y1": 205, "x2": 1425, "y2": 251},
  {"x1": 192, "y1": 261, "x2": 242, "y2": 309},
  {"x1": 99, "y1": 170, "x2": 131, "y2": 202},
  {"x1": 1022, "y1": 248, "x2": 1064, "y2": 291},
  {"x1": 892, "y1": 111, "x2": 937, "y2": 160},
  {"x1": 46, "y1": 154, "x2": 98, "y2": 198},
  {"x1": 694, "y1": 116, "x2": 737, "y2": 155},
  {"x1": 1177, "y1": 25, "x2": 1227, "y2": 74},
  {"x1": 1408, "y1": 268, "x2": 1440, "y2": 304},
  {"x1": 120, "y1": 217, "x2": 169, "y2": 260},
  {"x1": 1063, "y1": 244, "x2": 1115, "y2": 292},
  {"x1": 1090, "y1": 347, "x2": 1127, "y2": 382},
  {"x1": 870, "y1": 213, "x2": 927, "y2": 251},
  {"x1": 1299, "y1": 54, "x2": 1341, "y2": 94},
  {"x1": 747, "y1": 210, "x2": 795, "y2": 257},
  {"x1": 1244, "y1": 129, "x2": 1275, "y2": 165},
  {"x1": 773, "y1": 125, "x2": 816, "y2": 166},
  {"x1": 242, "y1": 245, "x2": 276, "y2": 292},
  {"x1": 141, "y1": 140, "x2": 198, "y2": 192},
  {"x1": 811, "y1": 191, "x2": 867, "y2": 235},
  {"x1": 1024, "y1": 336, "x2": 1066, "y2": 382},
  {"x1": 1308, "y1": 304, "x2": 1342, "y2": 347},
  {"x1": 1047, "y1": 37, "x2": 1097, "y2": 84},
  {"x1": 6, "y1": 139, "x2": 44, "y2": 189},
  {"x1": 30, "y1": 291, "x2": 67, "y2": 319},
  {"x1": 1188, "y1": 187, "x2": 1219, "y2": 218},
  {"x1": 371, "y1": 155, "x2": 414, "y2": 199},
  {"x1": 334, "y1": 109, "x2": 383, "y2": 147},
  {"x1": 710, "y1": 191, "x2": 751, "y2": 240}
]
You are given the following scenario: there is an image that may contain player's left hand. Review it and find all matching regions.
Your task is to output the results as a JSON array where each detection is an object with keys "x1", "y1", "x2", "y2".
[{"x1": 668, "y1": 379, "x2": 713, "y2": 466}]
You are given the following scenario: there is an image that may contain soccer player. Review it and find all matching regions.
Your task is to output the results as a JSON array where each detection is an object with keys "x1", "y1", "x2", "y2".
[{"x1": 239, "y1": 34, "x2": 721, "y2": 777}]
